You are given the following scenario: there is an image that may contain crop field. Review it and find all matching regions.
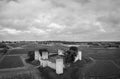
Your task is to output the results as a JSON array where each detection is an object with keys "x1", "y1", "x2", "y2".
[{"x1": 0, "y1": 56, "x2": 24, "y2": 69}]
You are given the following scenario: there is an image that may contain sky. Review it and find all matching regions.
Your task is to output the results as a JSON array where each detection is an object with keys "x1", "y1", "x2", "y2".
[{"x1": 0, "y1": 0, "x2": 120, "y2": 41}]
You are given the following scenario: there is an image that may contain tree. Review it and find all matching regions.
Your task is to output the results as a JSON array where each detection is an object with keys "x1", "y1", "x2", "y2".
[
  {"x1": 27, "y1": 51, "x2": 34, "y2": 61},
  {"x1": 64, "y1": 46, "x2": 78, "y2": 64},
  {"x1": 69, "y1": 46, "x2": 78, "y2": 52}
]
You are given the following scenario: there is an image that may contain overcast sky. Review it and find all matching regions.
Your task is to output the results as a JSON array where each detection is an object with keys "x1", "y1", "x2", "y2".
[{"x1": 0, "y1": 0, "x2": 120, "y2": 41}]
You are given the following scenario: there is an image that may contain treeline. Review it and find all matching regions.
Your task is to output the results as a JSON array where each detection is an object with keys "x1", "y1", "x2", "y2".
[{"x1": 1, "y1": 40, "x2": 120, "y2": 48}]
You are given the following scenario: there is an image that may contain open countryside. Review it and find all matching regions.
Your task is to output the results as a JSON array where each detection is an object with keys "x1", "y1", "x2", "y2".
[{"x1": 0, "y1": 41, "x2": 120, "y2": 79}]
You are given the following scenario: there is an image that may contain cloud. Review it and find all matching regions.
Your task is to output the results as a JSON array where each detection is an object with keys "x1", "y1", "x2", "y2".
[
  {"x1": 0, "y1": 28, "x2": 22, "y2": 35},
  {"x1": 97, "y1": 13, "x2": 120, "y2": 32},
  {"x1": 28, "y1": 27, "x2": 47, "y2": 35},
  {"x1": 0, "y1": 0, "x2": 120, "y2": 41},
  {"x1": 73, "y1": 0, "x2": 91, "y2": 5},
  {"x1": 47, "y1": 23, "x2": 65, "y2": 30}
]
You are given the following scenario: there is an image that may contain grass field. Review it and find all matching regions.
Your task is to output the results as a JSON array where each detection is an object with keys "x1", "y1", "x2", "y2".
[
  {"x1": 0, "y1": 56, "x2": 24, "y2": 69},
  {"x1": 8, "y1": 49, "x2": 28, "y2": 54},
  {"x1": 79, "y1": 48, "x2": 120, "y2": 60},
  {"x1": 0, "y1": 72, "x2": 35, "y2": 79},
  {"x1": 114, "y1": 59, "x2": 120, "y2": 66},
  {"x1": 83, "y1": 60, "x2": 120, "y2": 77}
]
